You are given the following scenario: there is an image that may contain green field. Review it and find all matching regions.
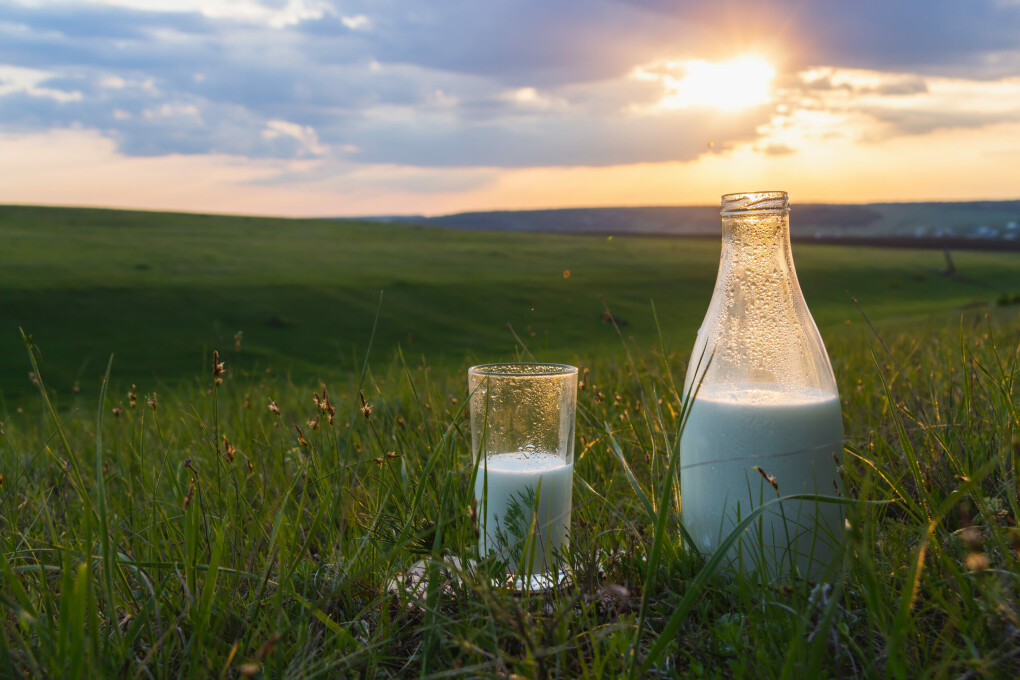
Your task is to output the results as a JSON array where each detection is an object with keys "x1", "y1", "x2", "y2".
[
  {"x1": 1, "y1": 205, "x2": 1018, "y2": 402},
  {"x1": 1, "y1": 205, "x2": 1019, "y2": 678}
]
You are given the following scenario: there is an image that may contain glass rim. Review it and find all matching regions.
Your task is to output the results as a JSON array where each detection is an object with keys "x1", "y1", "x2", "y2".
[
  {"x1": 468, "y1": 362, "x2": 578, "y2": 377},
  {"x1": 720, "y1": 190, "x2": 790, "y2": 216}
]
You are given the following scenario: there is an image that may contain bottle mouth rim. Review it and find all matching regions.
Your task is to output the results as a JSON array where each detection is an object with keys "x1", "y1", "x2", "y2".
[{"x1": 721, "y1": 191, "x2": 790, "y2": 216}]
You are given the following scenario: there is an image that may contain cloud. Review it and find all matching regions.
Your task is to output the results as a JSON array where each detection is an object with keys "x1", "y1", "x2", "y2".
[
  {"x1": 762, "y1": 143, "x2": 795, "y2": 156},
  {"x1": 262, "y1": 119, "x2": 327, "y2": 156},
  {"x1": 246, "y1": 160, "x2": 501, "y2": 194},
  {"x1": 339, "y1": 14, "x2": 370, "y2": 31},
  {"x1": 619, "y1": 0, "x2": 1020, "y2": 77},
  {"x1": 783, "y1": 68, "x2": 1020, "y2": 136},
  {"x1": 1, "y1": 0, "x2": 1020, "y2": 176},
  {"x1": 0, "y1": 65, "x2": 83, "y2": 102},
  {"x1": 38, "y1": 0, "x2": 335, "y2": 30},
  {"x1": 342, "y1": 104, "x2": 771, "y2": 167}
]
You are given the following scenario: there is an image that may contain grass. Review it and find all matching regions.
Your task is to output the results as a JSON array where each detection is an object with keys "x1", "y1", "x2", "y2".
[
  {"x1": 2, "y1": 205, "x2": 1019, "y2": 400},
  {"x1": 0, "y1": 205, "x2": 1018, "y2": 677}
]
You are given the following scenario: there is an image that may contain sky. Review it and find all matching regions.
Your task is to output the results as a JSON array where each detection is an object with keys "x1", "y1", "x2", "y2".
[{"x1": 1, "y1": 0, "x2": 1019, "y2": 216}]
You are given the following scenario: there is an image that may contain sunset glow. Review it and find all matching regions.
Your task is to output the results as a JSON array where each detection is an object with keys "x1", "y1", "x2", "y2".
[
  {"x1": 638, "y1": 56, "x2": 776, "y2": 112},
  {"x1": 0, "y1": 1, "x2": 1018, "y2": 214}
]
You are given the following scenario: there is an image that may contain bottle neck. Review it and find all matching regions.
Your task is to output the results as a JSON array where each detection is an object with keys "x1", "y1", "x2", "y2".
[
  {"x1": 682, "y1": 191, "x2": 837, "y2": 396},
  {"x1": 718, "y1": 190, "x2": 793, "y2": 281},
  {"x1": 719, "y1": 210, "x2": 794, "y2": 282}
]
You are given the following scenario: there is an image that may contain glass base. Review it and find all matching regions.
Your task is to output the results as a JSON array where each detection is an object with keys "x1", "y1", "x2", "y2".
[
  {"x1": 504, "y1": 567, "x2": 570, "y2": 592},
  {"x1": 386, "y1": 558, "x2": 570, "y2": 598}
]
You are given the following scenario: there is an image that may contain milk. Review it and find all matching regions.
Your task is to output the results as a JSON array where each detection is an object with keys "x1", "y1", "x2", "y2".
[
  {"x1": 679, "y1": 383, "x2": 843, "y2": 579},
  {"x1": 474, "y1": 451, "x2": 572, "y2": 582}
]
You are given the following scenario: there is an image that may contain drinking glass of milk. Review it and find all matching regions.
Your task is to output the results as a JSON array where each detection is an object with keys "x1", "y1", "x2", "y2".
[
  {"x1": 680, "y1": 191, "x2": 844, "y2": 581},
  {"x1": 469, "y1": 363, "x2": 577, "y2": 589}
]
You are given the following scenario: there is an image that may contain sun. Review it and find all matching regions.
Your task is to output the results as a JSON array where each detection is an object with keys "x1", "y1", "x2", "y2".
[{"x1": 647, "y1": 55, "x2": 776, "y2": 112}]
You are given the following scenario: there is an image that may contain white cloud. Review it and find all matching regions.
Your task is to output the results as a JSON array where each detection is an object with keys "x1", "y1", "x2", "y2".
[
  {"x1": 340, "y1": 14, "x2": 371, "y2": 31},
  {"x1": 64, "y1": 0, "x2": 335, "y2": 28},
  {"x1": 143, "y1": 102, "x2": 200, "y2": 119},
  {"x1": 0, "y1": 64, "x2": 83, "y2": 102},
  {"x1": 262, "y1": 119, "x2": 327, "y2": 156},
  {"x1": 97, "y1": 74, "x2": 127, "y2": 89},
  {"x1": 500, "y1": 87, "x2": 567, "y2": 110}
]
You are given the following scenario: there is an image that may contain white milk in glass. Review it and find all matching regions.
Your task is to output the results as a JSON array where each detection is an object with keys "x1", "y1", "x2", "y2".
[
  {"x1": 475, "y1": 450, "x2": 572, "y2": 579},
  {"x1": 680, "y1": 383, "x2": 843, "y2": 578}
]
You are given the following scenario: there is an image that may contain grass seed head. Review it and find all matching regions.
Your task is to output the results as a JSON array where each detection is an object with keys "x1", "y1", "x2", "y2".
[
  {"x1": 360, "y1": 391, "x2": 372, "y2": 419},
  {"x1": 965, "y1": 552, "x2": 990, "y2": 572},
  {"x1": 294, "y1": 424, "x2": 309, "y2": 448},
  {"x1": 959, "y1": 526, "x2": 983, "y2": 550},
  {"x1": 212, "y1": 350, "x2": 225, "y2": 378},
  {"x1": 146, "y1": 393, "x2": 158, "y2": 412},
  {"x1": 268, "y1": 398, "x2": 280, "y2": 415},
  {"x1": 322, "y1": 388, "x2": 336, "y2": 423},
  {"x1": 112, "y1": 405, "x2": 122, "y2": 418},
  {"x1": 753, "y1": 466, "x2": 779, "y2": 493}
]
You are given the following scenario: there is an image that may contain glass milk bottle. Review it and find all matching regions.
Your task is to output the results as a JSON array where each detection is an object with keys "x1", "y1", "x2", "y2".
[{"x1": 680, "y1": 191, "x2": 843, "y2": 580}]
